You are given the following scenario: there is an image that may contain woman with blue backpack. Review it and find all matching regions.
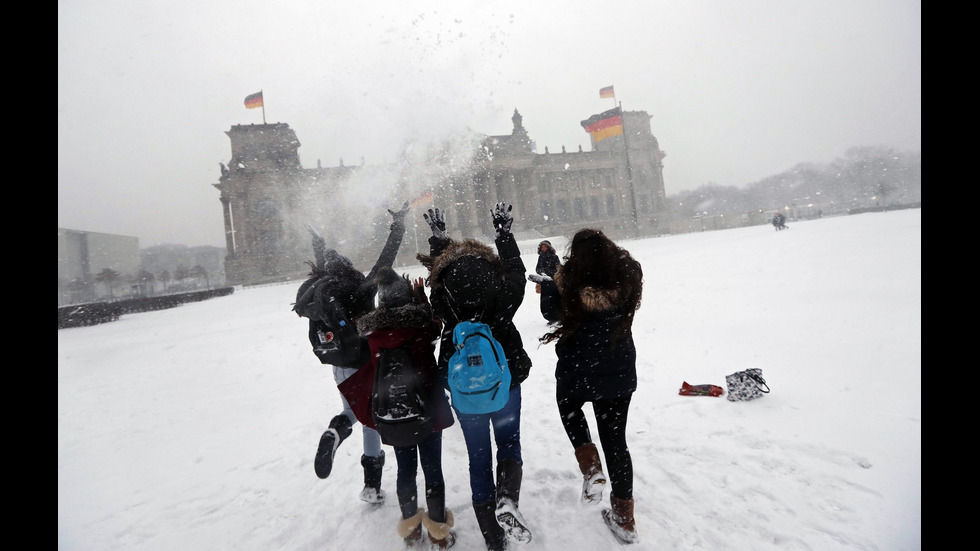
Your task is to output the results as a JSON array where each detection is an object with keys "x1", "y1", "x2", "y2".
[
  {"x1": 528, "y1": 228, "x2": 644, "y2": 544},
  {"x1": 416, "y1": 202, "x2": 534, "y2": 551}
]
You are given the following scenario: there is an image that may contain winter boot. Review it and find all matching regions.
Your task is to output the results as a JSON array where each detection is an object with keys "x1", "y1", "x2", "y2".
[
  {"x1": 574, "y1": 443, "x2": 608, "y2": 504},
  {"x1": 396, "y1": 492, "x2": 424, "y2": 547},
  {"x1": 602, "y1": 495, "x2": 638, "y2": 544},
  {"x1": 359, "y1": 451, "x2": 386, "y2": 504},
  {"x1": 495, "y1": 459, "x2": 532, "y2": 544},
  {"x1": 422, "y1": 509, "x2": 456, "y2": 549},
  {"x1": 474, "y1": 500, "x2": 508, "y2": 551},
  {"x1": 424, "y1": 482, "x2": 456, "y2": 548},
  {"x1": 314, "y1": 414, "x2": 353, "y2": 479}
]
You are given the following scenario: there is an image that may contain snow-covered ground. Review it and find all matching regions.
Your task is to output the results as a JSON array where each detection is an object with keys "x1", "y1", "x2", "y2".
[{"x1": 58, "y1": 208, "x2": 921, "y2": 550}]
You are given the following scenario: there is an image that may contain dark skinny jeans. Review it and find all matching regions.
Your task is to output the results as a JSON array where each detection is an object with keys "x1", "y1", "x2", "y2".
[
  {"x1": 394, "y1": 431, "x2": 446, "y2": 520},
  {"x1": 556, "y1": 391, "x2": 633, "y2": 500}
]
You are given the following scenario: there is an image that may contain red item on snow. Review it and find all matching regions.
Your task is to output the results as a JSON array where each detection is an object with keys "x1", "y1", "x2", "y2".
[{"x1": 678, "y1": 381, "x2": 724, "y2": 397}]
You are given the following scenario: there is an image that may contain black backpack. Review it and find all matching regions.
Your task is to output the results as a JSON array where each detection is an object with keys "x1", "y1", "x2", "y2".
[{"x1": 371, "y1": 345, "x2": 434, "y2": 447}]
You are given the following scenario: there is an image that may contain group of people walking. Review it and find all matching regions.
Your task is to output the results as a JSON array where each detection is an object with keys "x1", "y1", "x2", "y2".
[{"x1": 292, "y1": 200, "x2": 643, "y2": 549}]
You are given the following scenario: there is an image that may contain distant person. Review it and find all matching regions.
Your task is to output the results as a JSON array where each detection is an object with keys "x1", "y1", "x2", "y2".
[
  {"x1": 772, "y1": 212, "x2": 788, "y2": 231},
  {"x1": 291, "y1": 202, "x2": 409, "y2": 506},
  {"x1": 533, "y1": 240, "x2": 561, "y2": 324},
  {"x1": 528, "y1": 228, "x2": 643, "y2": 544}
]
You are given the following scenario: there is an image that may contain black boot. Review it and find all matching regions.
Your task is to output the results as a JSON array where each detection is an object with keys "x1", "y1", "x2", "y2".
[
  {"x1": 396, "y1": 492, "x2": 424, "y2": 546},
  {"x1": 425, "y1": 482, "x2": 447, "y2": 523},
  {"x1": 359, "y1": 450, "x2": 386, "y2": 504},
  {"x1": 424, "y1": 482, "x2": 456, "y2": 548},
  {"x1": 495, "y1": 459, "x2": 531, "y2": 544},
  {"x1": 474, "y1": 500, "x2": 507, "y2": 551},
  {"x1": 314, "y1": 414, "x2": 353, "y2": 479}
]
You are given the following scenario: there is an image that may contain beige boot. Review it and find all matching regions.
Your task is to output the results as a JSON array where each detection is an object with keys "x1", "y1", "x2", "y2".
[
  {"x1": 422, "y1": 508, "x2": 456, "y2": 548},
  {"x1": 602, "y1": 495, "x2": 638, "y2": 544},
  {"x1": 574, "y1": 443, "x2": 607, "y2": 503},
  {"x1": 397, "y1": 508, "x2": 425, "y2": 546}
]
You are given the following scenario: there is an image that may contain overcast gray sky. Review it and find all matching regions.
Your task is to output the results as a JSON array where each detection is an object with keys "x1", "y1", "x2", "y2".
[{"x1": 58, "y1": 0, "x2": 920, "y2": 248}]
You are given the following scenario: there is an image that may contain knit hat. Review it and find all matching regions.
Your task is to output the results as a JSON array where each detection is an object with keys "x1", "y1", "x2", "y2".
[
  {"x1": 293, "y1": 247, "x2": 367, "y2": 321},
  {"x1": 373, "y1": 267, "x2": 414, "y2": 310}
]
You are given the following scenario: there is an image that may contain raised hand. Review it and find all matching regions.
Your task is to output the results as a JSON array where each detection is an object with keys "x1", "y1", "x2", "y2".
[
  {"x1": 491, "y1": 202, "x2": 514, "y2": 237},
  {"x1": 305, "y1": 223, "x2": 328, "y2": 270},
  {"x1": 423, "y1": 207, "x2": 448, "y2": 240},
  {"x1": 388, "y1": 201, "x2": 409, "y2": 229}
]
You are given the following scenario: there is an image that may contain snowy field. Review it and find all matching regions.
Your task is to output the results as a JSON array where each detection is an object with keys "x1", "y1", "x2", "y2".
[{"x1": 58, "y1": 208, "x2": 921, "y2": 550}]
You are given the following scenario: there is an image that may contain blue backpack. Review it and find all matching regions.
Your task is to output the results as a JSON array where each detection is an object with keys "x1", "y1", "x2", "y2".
[{"x1": 447, "y1": 321, "x2": 511, "y2": 414}]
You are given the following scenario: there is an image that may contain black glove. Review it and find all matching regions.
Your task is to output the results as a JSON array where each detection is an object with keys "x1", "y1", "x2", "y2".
[
  {"x1": 423, "y1": 208, "x2": 448, "y2": 240},
  {"x1": 528, "y1": 273, "x2": 552, "y2": 284},
  {"x1": 388, "y1": 201, "x2": 409, "y2": 230},
  {"x1": 491, "y1": 202, "x2": 514, "y2": 237}
]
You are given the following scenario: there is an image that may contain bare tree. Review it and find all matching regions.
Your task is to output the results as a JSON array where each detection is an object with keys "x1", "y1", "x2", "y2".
[
  {"x1": 190, "y1": 265, "x2": 210, "y2": 289},
  {"x1": 175, "y1": 265, "x2": 190, "y2": 289},
  {"x1": 157, "y1": 269, "x2": 171, "y2": 293},
  {"x1": 95, "y1": 268, "x2": 121, "y2": 299},
  {"x1": 135, "y1": 269, "x2": 155, "y2": 296}
]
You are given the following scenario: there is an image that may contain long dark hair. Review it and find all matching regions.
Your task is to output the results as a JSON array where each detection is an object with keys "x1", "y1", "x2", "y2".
[{"x1": 540, "y1": 228, "x2": 642, "y2": 346}]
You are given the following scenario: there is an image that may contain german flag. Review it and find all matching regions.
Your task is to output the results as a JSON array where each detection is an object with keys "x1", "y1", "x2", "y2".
[
  {"x1": 581, "y1": 106, "x2": 623, "y2": 143},
  {"x1": 244, "y1": 91, "x2": 263, "y2": 109},
  {"x1": 599, "y1": 85, "x2": 615, "y2": 99},
  {"x1": 410, "y1": 190, "x2": 433, "y2": 208}
]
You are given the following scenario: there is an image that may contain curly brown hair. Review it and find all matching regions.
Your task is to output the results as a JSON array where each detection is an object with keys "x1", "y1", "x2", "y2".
[{"x1": 540, "y1": 229, "x2": 643, "y2": 347}]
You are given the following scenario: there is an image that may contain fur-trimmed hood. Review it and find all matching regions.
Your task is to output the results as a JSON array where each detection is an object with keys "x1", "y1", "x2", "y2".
[
  {"x1": 418, "y1": 238, "x2": 503, "y2": 292},
  {"x1": 554, "y1": 269, "x2": 624, "y2": 313},
  {"x1": 355, "y1": 302, "x2": 433, "y2": 335}
]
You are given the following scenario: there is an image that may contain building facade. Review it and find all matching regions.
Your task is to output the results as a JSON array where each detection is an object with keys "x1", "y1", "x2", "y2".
[
  {"x1": 213, "y1": 108, "x2": 667, "y2": 286},
  {"x1": 58, "y1": 228, "x2": 140, "y2": 305}
]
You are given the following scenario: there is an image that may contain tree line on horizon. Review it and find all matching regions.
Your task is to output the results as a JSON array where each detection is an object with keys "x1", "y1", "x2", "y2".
[
  {"x1": 64, "y1": 264, "x2": 212, "y2": 303},
  {"x1": 665, "y1": 145, "x2": 921, "y2": 218}
]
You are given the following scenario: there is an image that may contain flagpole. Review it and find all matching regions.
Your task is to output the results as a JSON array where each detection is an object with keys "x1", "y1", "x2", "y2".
[
  {"x1": 618, "y1": 100, "x2": 639, "y2": 233},
  {"x1": 409, "y1": 190, "x2": 433, "y2": 253},
  {"x1": 413, "y1": 221, "x2": 419, "y2": 254},
  {"x1": 261, "y1": 89, "x2": 266, "y2": 124}
]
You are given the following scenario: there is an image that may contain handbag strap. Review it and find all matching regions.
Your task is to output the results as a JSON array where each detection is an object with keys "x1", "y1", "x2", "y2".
[{"x1": 747, "y1": 372, "x2": 770, "y2": 393}]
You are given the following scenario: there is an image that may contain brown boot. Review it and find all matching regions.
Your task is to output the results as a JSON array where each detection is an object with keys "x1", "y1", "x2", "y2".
[
  {"x1": 602, "y1": 495, "x2": 638, "y2": 544},
  {"x1": 397, "y1": 508, "x2": 425, "y2": 546},
  {"x1": 574, "y1": 443, "x2": 607, "y2": 504},
  {"x1": 422, "y1": 508, "x2": 456, "y2": 548}
]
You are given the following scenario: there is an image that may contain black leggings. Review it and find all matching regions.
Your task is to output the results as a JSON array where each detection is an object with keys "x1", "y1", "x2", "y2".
[{"x1": 556, "y1": 392, "x2": 633, "y2": 500}]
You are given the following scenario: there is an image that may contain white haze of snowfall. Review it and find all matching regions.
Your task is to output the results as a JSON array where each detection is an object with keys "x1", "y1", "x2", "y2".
[{"x1": 58, "y1": 209, "x2": 921, "y2": 551}]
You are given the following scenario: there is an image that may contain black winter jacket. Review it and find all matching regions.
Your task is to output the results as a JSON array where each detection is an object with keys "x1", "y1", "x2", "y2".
[
  {"x1": 299, "y1": 216, "x2": 406, "y2": 368},
  {"x1": 419, "y1": 233, "x2": 532, "y2": 388},
  {"x1": 535, "y1": 249, "x2": 561, "y2": 278},
  {"x1": 540, "y1": 272, "x2": 637, "y2": 400}
]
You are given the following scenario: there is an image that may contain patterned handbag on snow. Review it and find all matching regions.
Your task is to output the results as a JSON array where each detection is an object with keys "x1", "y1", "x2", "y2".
[{"x1": 725, "y1": 368, "x2": 770, "y2": 402}]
